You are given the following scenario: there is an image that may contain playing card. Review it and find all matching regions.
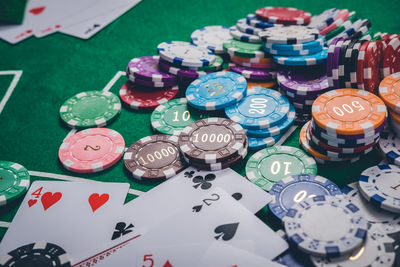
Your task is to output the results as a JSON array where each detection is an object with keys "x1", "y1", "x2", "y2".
[
  {"x1": 59, "y1": 0, "x2": 141, "y2": 40},
  {"x1": 0, "y1": 181, "x2": 131, "y2": 264}
]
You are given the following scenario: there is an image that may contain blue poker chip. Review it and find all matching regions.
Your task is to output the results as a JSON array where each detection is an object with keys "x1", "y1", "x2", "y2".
[
  {"x1": 269, "y1": 174, "x2": 343, "y2": 222},
  {"x1": 225, "y1": 87, "x2": 290, "y2": 130},
  {"x1": 229, "y1": 26, "x2": 261, "y2": 43},
  {"x1": 274, "y1": 48, "x2": 328, "y2": 66},
  {"x1": 246, "y1": 14, "x2": 275, "y2": 29},
  {"x1": 248, "y1": 134, "x2": 282, "y2": 150},
  {"x1": 245, "y1": 103, "x2": 295, "y2": 138},
  {"x1": 264, "y1": 37, "x2": 324, "y2": 51},
  {"x1": 263, "y1": 43, "x2": 323, "y2": 56},
  {"x1": 236, "y1": 18, "x2": 263, "y2": 35},
  {"x1": 186, "y1": 71, "x2": 247, "y2": 111}
]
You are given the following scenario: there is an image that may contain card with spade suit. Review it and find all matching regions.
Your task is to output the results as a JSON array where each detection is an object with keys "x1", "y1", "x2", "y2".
[{"x1": 0, "y1": 180, "x2": 131, "y2": 264}]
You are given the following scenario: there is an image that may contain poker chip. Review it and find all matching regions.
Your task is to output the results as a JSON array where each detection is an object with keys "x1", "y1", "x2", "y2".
[
  {"x1": 124, "y1": 135, "x2": 186, "y2": 181},
  {"x1": 363, "y1": 41, "x2": 384, "y2": 94},
  {"x1": 255, "y1": 7, "x2": 311, "y2": 25},
  {"x1": 274, "y1": 48, "x2": 328, "y2": 66},
  {"x1": 337, "y1": 39, "x2": 351, "y2": 87},
  {"x1": 231, "y1": 54, "x2": 273, "y2": 64},
  {"x1": 150, "y1": 98, "x2": 210, "y2": 136},
  {"x1": 223, "y1": 39, "x2": 267, "y2": 58},
  {"x1": 263, "y1": 43, "x2": 323, "y2": 56},
  {"x1": 230, "y1": 57, "x2": 275, "y2": 69},
  {"x1": 245, "y1": 146, "x2": 317, "y2": 191},
  {"x1": 59, "y1": 128, "x2": 125, "y2": 173},
  {"x1": 258, "y1": 26, "x2": 319, "y2": 45},
  {"x1": 178, "y1": 117, "x2": 247, "y2": 164},
  {"x1": 0, "y1": 161, "x2": 30, "y2": 206},
  {"x1": 245, "y1": 104, "x2": 295, "y2": 138},
  {"x1": 119, "y1": 81, "x2": 178, "y2": 110},
  {"x1": 229, "y1": 26, "x2": 261, "y2": 43},
  {"x1": 359, "y1": 164, "x2": 400, "y2": 213},
  {"x1": 326, "y1": 37, "x2": 341, "y2": 88},
  {"x1": 128, "y1": 74, "x2": 177, "y2": 88},
  {"x1": 246, "y1": 14, "x2": 275, "y2": 29},
  {"x1": 264, "y1": 37, "x2": 324, "y2": 51},
  {"x1": 157, "y1": 41, "x2": 215, "y2": 68},
  {"x1": 186, "y1": 71, "x2": 247, "y2": 111},
  {"x1": 248, "y1": 134, "x2": 283, "y2": 150},
  {"x1": 346, "y1": 40, "x2": 365, "y2": 88},
  {"x1": 283, "y1": 195, "x2": 368, "y2": 257},
  {"x1": 356, "y1": 41, "x2": 370, "y2": 90},
  {"x1": 269, "y1": 174, "x2": 343, "y2": 221},
  {"x1": 247, "y1": 80, "x2": 277, "y2": 89},
  {"x1": 0, "y1": 242, "x2": 71, "y2": 267},
  {"x1": 228, "y1": 63, "x2": 276, "y2": 80},
  {"x1": 126, "y1": 56, "x2": 176, "y2": 82},
  {"x1": 319, "y1": 9, "x2": 351, "y2": 36},
  {"x1": 379, "y1": 72, "x2": 400, "y2": 114},
  {"x1": 190, "y1": 25, "x2": 231, "y2": 54},
  {"x1": 277, "y1": 69, "x2": 329, "y2": 96},
  {"x1": 309, "y1": 8, "x2": 340, "y2": 31},
  {"x1": 236, "y1": 18, "x2": 263, "y2": 35},
  {"x1": 382, "y1": 35, "x2": 400, "y2": 77},
  {"x1": 378, "y1": 131, "x2": 400, "y2": 165},
  {"x1": 310, "y1": 224, "x2": 396, "y2": 267},
  {"x1": 225, "y1": 87, "x2": 290, "y2": 130},
  {"x1": 59, "y1": 90, "x2": 121, "y2": 129},
  {"x1": 342, "y1": 182, "x2": 400, "y2": 234},
  {"x1": 158, "y1": 58, "x2": 210, "y2": 79},
  {"x1": 332, "y1": 38, "x2": 346, "y2": 88},
  {"x1": 312, "y1": 89, "x2": 387, "y2": 135},
  {"x1": 325, "y1": 13, "x2": 357, "y2": 41}
]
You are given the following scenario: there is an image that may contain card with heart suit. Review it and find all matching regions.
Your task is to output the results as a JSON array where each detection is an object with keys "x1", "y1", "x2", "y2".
[
  {"x1": 86, "y1": 187, "x2": 288, "y2": 267},
  {"x1": 0, "y1": 181, "x2": 131, "y2": 264}
]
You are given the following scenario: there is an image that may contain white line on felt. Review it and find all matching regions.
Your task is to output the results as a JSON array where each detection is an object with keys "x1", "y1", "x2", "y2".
[
  {"x1": 276, "y1": 125, "x2": 298, "y2": 146},
  {"x1": 0, "y1": 70, "x2": 23, "y2": 115},
  {"x1": 28, "y1": 171, "x2": 144, "y2": 196},
  {"x1": 102, "y1": 71, "x2": 125, "y2": 92},
  {"x1": 0, "y1": 221, "x2": 10, "y2": 228}
]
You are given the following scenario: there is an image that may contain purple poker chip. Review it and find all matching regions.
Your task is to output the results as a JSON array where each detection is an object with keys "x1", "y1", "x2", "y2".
[
  {"x1": 326, "y1": 37, "x2": 341, "y2": 88},
  {"x1": 228, "y1": 63, "x2": 276, "y2": 80},
  {"x1": 127, "y1": 56, "x2": 177, "y2": 82},
  {"x1": 128, "y1": 74, "x2": 177, "y2": 88},
  {"x1": 158, "y1": 59, "x2": 212, "y2": 79},
  {"x1": 332, "y1": 38, "x2": 346, "y2": 89},
  {"x1": 276, "y1": 69, "x2": 329, "y2": 97}
]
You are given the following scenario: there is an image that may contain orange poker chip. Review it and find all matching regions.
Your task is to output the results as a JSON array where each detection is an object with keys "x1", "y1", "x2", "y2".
[
  {"x1": 379, "y1": 72, "x2": 400, "y2": 114},
  {"x1": 231, "y1": 55, "x2": 273, "y2": 64},
  {"x1": 247, "y1": 80, "x2": 277, "y2": 89},
  {"x1": 312, "y1": 89, "x2": 387, "y2": 135}
]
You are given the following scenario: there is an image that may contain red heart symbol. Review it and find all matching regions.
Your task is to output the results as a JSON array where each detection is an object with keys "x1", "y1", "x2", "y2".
[
  {"x1": 28, "y1": 199, "x2": 37, "y2": 207},
  {"x1": 41, "y1": 192, "x2": 62, "y2": 211},
  {"x1": 88, "y1": 193, "x2": 109, "y2": 212},
  {"x1": 29, "y1": 6, "x2": 45, "y2": 15}
]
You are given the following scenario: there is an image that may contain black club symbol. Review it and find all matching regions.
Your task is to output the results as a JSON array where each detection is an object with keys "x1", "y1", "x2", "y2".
[
  {"x1": 192, "y1": 173, "x2": 215, "y2": 190},
  {"x1": 184, "y1": 170, "x2": 195, "y2": 178}
]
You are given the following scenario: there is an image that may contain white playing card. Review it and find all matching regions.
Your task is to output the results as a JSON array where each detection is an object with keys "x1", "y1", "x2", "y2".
[
  {"x1": 59, "y1": 0, "x2": 141, "y2": 40},
  {"x1": 87, "y1": 187, "x2": 288, "y2": 266},
  {"x1": 0, "y1": 181, "x2": 130, "y2": 264}
]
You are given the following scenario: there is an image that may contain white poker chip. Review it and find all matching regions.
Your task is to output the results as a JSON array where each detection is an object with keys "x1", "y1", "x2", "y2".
[
  {"x1": 359, "y1": 164, "x2": 400, "y2": 213},
  {"x1": 190, "y1": 26, "x2": 231, "y2": 54},
  {"x1": 229, "y1": 26, "x2": 261, "y2": 43},
  {"x1": 236, "y1": 18, "x2": 263, "y2": 35},
  {"x1": 309, "y1": 8, "x2": 340, "y2": 31},
  {"x1": 311, "y1": 224, "x2": 396, "y2": 267},
  {"x1": 157, "y1": 41, "x2": 215, "y2": 68},
  {"x1": 379, "y1": 131, "x2": 400, "y2": 166},
  {"x1": 342, "y1": 182, "x2": 400, "y2": 234},
  {"x1": 283, "y1": 195, "x2": 368, "y2": 258},
  {"x1": 258, "y1": 25, "x2": 319, "y2": 45}
]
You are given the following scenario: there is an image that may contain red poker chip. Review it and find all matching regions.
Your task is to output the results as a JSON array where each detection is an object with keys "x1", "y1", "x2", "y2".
[
  {"x1": 119, "y1": 81, "x2": 178, "y2": 110},
  {"x1": 363, "y1": 41, "x2": 384, "y2": 95},
  {"x1": 356, "y1": 41, "x2": 369, "y2": 90},
  {"x1": 255, "y1": 7, "x2": 311, "y2": 25},
  {"x1": 382, "y1": 35, "x2": 400, "y2": 78}
]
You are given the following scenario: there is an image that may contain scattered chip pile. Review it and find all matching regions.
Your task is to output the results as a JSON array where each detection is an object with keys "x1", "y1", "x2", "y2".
[{"x1": 301, "y1": 89, "x2": 387, "y2": 164}]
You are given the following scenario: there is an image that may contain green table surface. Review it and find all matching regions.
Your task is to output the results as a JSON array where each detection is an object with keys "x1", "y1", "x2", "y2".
[{"x1": 0, "y1": 0, "x2": 399, "y2": 245}]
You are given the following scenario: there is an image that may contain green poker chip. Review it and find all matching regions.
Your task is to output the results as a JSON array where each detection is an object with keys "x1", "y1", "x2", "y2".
[
  {"x1": 59, "y1": 90, "x2": 121, "y2": 129},
  {"x1": 245, "y1": 146, "x2": 317, "y2": 191},
  {"x1": 325, "y1": 12, "x2": 358, "y2": 40},
  {"x1": 0, "y1": 161, "x2": 30, "y2": 206},
  {"x1": 150, "y1": 98, "x2": 211, "y2": 135},
  {"x1": 223, "y1": 39, "x2": 267, "y2": 58}
]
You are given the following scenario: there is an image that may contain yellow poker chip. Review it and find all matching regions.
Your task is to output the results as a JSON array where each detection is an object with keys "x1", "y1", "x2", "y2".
[
  {"x1": 379, "y1": 72, "x2": 400, "y2": 114},
  {"x1": 312, "y1": 89, "x2": 387, "y2": 135}
]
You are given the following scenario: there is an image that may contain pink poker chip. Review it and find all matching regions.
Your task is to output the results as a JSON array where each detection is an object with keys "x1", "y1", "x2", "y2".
[{"x1": 59, "y1": 128, "x2": 125, "y2": 173}]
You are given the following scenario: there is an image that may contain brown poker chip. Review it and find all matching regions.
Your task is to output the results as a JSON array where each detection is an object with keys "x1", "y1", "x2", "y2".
[
  {"x1": 178, "y1": 117, "x2": 248, "y2": 164},
  {"x1": 124, "y1": 134, "x2": 187, "y2": 181}
]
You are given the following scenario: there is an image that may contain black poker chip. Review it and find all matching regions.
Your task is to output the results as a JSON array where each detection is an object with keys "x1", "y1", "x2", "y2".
[
  {"x1": 343, "y1": 38, "x2": 359, "y2": 87},
  {"x1": 0, "y1": 242, "x2": 71, "y2": 267},
  {"x1": 337, "y1": 39, "x2": 350, "y2": 88}
]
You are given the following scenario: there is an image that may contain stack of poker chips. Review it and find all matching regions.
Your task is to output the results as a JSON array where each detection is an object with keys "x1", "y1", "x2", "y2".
[
  {"x1": 379, "y1": 72, "x2": 400, "y2": 134},
  {"x1": 300, "y1": 89, "x2": 387, "y2": 164},
  {"x1": 123, "y1": 56, "x2": 179, "y2": 110}
]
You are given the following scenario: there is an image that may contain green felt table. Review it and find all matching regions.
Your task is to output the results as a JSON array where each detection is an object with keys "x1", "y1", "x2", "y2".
[{"x1": 0, "y1": 0, "x2": 399, "y2": 244}]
